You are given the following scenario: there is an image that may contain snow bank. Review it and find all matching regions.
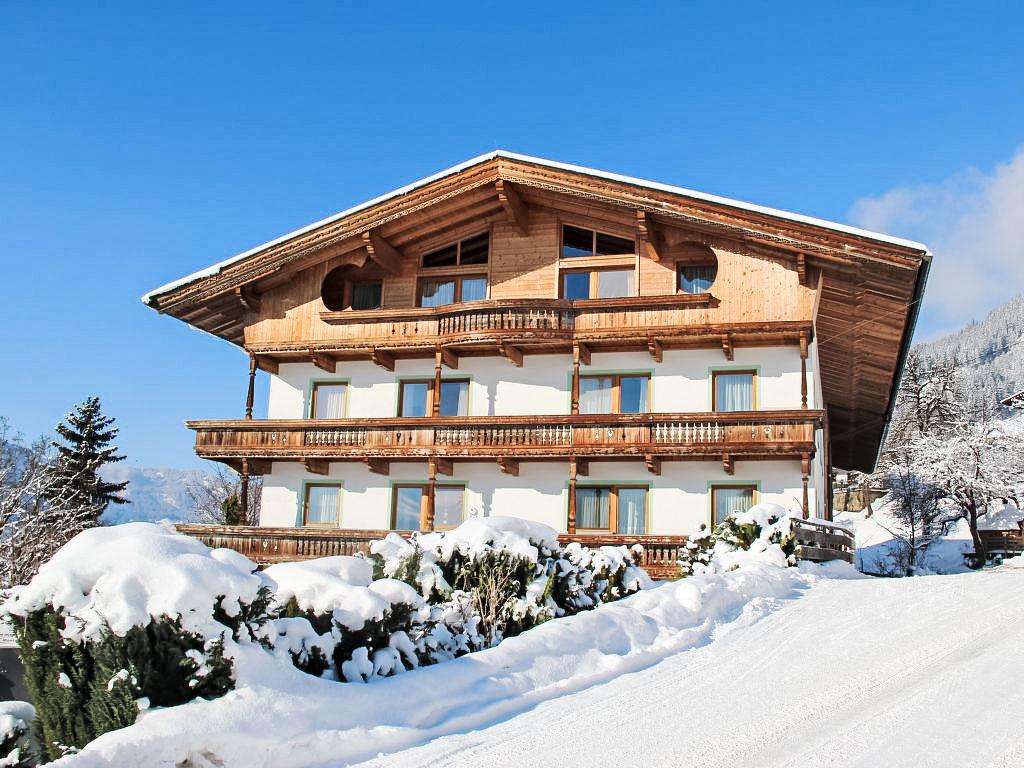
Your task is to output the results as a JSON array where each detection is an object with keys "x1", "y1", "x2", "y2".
[
  {"x1": 51, "y1": 555, "x2": 858, "y2": 768},
  {"x1": 977, "y1": 502, "x2": 1024, "y2": 531},
  {"x1": 2, "y1": 523, "x2": 267, "y2": 643}
]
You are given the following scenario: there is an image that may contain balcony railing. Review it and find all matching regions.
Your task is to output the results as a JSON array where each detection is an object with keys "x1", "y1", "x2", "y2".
[
  {"x1": 189, "y1": 410, "x2": 822, "y2": 463},
  {"x1": 175, "y1": 518, "x2": 853, "y2": 579}
]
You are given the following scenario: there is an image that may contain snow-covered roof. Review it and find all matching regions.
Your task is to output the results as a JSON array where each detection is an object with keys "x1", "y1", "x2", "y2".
[
  {"x1": 1000, "y1": 390, "x2": 1024, "y2": 409},
  {"x1": 143, "y1": 150, "x2": 929, "y2": 303}
]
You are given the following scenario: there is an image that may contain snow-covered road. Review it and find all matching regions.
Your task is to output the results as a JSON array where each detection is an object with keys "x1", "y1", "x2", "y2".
[{"x1": 357, "y1": 567, "x2": 1024, "y2": 768}]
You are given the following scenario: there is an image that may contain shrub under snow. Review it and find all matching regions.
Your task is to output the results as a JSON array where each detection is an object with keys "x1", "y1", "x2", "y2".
[
  {"x1": 0, "y1": 701, "x2": 35, "y2": 768},
  {"x1": 678, "y1": 503, "x2": 799, "y2": 577}
]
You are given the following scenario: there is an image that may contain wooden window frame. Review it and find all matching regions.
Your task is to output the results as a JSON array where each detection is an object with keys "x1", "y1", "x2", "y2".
[
  {"x1": 676, "y1": 262, "x2": 718, "y2": 295},
  {"x1": 710, "y1": 484, "x2": 758, "y2": 527},
  {"x1": 390, "y1": 483, "x2": 465, "y2": 530},
  {"x1": 310, "y1": 380, "x2": 348, "y2": 419},
  {"x1": 578, "y1": 373, "x2": 651, "y2": 414},
  {"x1": 560, "y1": 266, "x2": 635, "y2": 300},
  {"x1": 397, "y1": 377, "x2": 470, "y2": 417},
  {"x1": 302, "y1": 482, "x2": 342, "y2": 527},
  {"x1": 711, "y1": 369, "x2": 757, "y2": 412},
  {"x1": 575, "y1": 484, "x2": 649, "y2": 534},
  {"x1": 560, "y1": 224, "x2": 636, "y2": 259},
  {"x1": 416, "y1": 273, "x2": 489, "y2": 307},
  {"x1": 420, "y1": 232, "x2": 490, "y2": 268}
]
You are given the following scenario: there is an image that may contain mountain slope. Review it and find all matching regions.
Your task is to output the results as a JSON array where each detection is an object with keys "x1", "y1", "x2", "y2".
[{"x1": 99, "y1": 466, "x2": 213, "y2": 524}]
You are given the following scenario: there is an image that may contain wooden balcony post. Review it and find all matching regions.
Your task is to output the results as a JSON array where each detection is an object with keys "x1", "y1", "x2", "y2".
[
  {"x1": 239, "y1": 458, "x2": 250, "y2": 524},
  {"x1": 425, "y1": 459, "x2": 438, "y2": 531},
  {"x1": 801, "y1": 454, "x2": 810, "y2": 519},
  {"x1": 245, "y1": 353, "x2": 257, "y2": 420},
  {"x1": 571, "y1": 360, "x2": 580, "y2": 415},
  {"x1": 433, "y1": 348, "x2": 443, "y2": 417},
  {"x1": 567, "y1": 458, "x2": 578, "y2": 534},
  {"x1": 799, "y1": 331, "x2": 809, "y2": 409}
]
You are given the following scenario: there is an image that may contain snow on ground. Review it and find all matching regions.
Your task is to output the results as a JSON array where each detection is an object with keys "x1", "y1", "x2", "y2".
[
  {"x1": 55, "y1": 559, "x2": 846, "y2": 768},
  {"x1": 356, "y1": 561, "x2": 1024, "y2": 768}
]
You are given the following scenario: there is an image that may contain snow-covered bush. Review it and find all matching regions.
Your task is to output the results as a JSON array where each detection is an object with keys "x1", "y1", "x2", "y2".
[
  {"x1": 371, "y1": 517, "x2": 649, "y2": 648},
  {"x1": 0, "y1": 701, "x2": 36, "y2": 768},
  {"x1": 2, "y1": 523, "x2": 273, "y2": 762},
  {"x1": 678, "y1": 503, "x2": 798, "y2": 577}
]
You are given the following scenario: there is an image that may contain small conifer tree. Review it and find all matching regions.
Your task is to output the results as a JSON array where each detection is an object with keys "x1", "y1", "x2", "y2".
[{"x1": 45, "y1": 397, "x2": 129, "y2": 520}]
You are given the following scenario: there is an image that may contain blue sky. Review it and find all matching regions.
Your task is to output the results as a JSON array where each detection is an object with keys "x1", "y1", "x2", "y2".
[{"x1": 2, "y1": 1, "x2": 1022, "y2": 469}]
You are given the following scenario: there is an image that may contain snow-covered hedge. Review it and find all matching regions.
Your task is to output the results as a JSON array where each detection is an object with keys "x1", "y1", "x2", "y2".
[
  {"x1": 678, "y1": 503, "x2": 798, "y2": 577},
  {"x1": 3, "y1": 524, "x2": 273, "y2": 762},
  {"x1": 1, "y1": 519, "x2": 652, "y2": 757},
  {"x1": 0, "y1": 701, "x2": 35, "y2": 768}
]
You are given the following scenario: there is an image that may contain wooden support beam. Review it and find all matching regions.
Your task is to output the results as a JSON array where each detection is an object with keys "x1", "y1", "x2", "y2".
[
  {"x1": 722, "y1": 454, "x2": 734, "y2": 476},
  {"x1": 647, "y1": 338, "x2": 663, "y2": 363},
  {"x1": 234, "y1": 286, "x2": 261, "y2": 313},
  {"x1": 799, "y1": 331, "x2": 809, "y2": 409},
  {"x1": 645, "y1": 455, "x2": 662, "y2": 476},
  {"x1": 721, "y1": 334, "x2": 734, "y2": 361},
  {"x1": 439, "y1": 346, "x2": 459, "y2": 370},
  {"x1": 500, "y1": 343, "x2": 523, "y2": 367},
  {"x1": 430, "y1": 457, "x2": 454, "y2": 477},
  {"x1": 573, "y1": 342, "x2": 591, "y2": 367},
  {"x1": 636, "y1": 210, "x2": 663, "y2": 262},
  {"x1": 574, "y1": 457, "x2": 590, "y2": 477},
  {"x1": 364, "y1": 457, "x2": 390, "y2": 476},
  {"x1": 362, "y1": 230, "x2": 404, "y2": 275},
  {"x1": 425, "y1": 475, "x2": 436, "y2": 532},
  {"x1": 801, "y1": 454, "x2": 811, "y2": 519},
  {"x1": 433, "y1": 350, "x2": 443, "y2": 417},
  {"x1": 568, "y1": 459, "x2": 578, "y2": 534},
  {"x1": 797, "y1": 253, "x2": 807, "y2": 285},
  {"x1": 303, "y1": 458, "x2": 330, "y2": 476},
  {"x1": 254, "y1": 355, "x2": 279, "y2": 375},
  {"x1": 245, "y1": 354, "x2": 257, "y2": 420},
  {"x1": 311, "y1": 351, "x2": 336, "y2": 373},
  {"x1": 370, "y1": 348, "x2": 395, "y2": 371},
  {"x1": 231, "y1": 458, "x2": 272, "y2": 476},
  {"x1": 497, "y1": 457, "x2": 519, "y2": 476},
  {"x1": 495, "y1": 180, "x2": 529, "y2": 236}
]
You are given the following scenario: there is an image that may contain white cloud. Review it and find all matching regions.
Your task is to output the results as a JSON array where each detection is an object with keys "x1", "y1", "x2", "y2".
[{"x1": 848, "y1": 147, "x2": 1024, "y2": 327}]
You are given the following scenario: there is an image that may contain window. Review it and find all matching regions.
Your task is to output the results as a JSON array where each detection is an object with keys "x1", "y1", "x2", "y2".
[
  {"x1": 678, "y1": 265, "x2": 716, "y2": 294},
  {"x1": 579, "y1": 374, "x2": 649, "y2": 414},
  {"x1": 399, "y1": 379, "x2": 469, "y2": 417},
  {"x1": 712, "y1": 370, "x2": 756, "y2": 412},
  {"x1": 422, "y1": 232, "x2": 489, "y2": 267},
  {"x1": 311, "y1": 382, "x2": 347, "y2": 419},
  {"x1": 350, "y1": 281, "x2": 383, "y2": 310},
  {"x1": 576, "y1": 485, "x2": 647, "y2": 534},
  {"x1": 561, "y1": 225, "x2": 635, "y2": 258},
  {"x1": 561, "y1": 268, "x2": 634, "y2": 299},
  {"x1": 391, "y1": 484, "x2": 465, "y2": 530},
  {"x1": 304, "y1": 484, "x2": 341, "y2": 526},
  {"x1": 418, "y1": 275, "x2": 487, "y2": 307},
  {"x1": 712, "y1": 485, "x2": 756, "y2": 526}
]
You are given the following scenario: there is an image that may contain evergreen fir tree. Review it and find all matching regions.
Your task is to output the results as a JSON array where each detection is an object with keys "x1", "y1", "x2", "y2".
[{"x1": 45, "y1": 397, "x2": 129, "y2": 520}]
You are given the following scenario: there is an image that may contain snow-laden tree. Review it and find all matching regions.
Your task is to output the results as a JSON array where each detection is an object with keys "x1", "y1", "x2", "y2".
[
  {"x1": 44, "y1": 396, "x2": 129, "y2": 521},
  {"x1": 876, "y1": 464, "x2": 951, "y2": 573},
  {"x1": 913, "y1": 422, "x2": 1023, "y2": 565},
  {"x1": 187, "y1": 464, "x2": 261, "y2": 526}
]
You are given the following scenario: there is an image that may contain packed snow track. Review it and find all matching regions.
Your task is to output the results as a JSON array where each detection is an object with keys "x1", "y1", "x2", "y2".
[{"x1": 358, "y1": 566, "x2": 1024, "y2": 768}]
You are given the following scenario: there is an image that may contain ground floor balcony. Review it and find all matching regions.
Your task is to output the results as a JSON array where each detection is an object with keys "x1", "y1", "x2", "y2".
[
  {"x1": 175, "y1": 519, "x2": 855, "y2": 579},
  {"x1": 188, "y1": 410, "x2": 823, "y2": 472}
]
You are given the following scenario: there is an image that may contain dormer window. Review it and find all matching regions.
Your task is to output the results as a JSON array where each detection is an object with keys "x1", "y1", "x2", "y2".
[
  {"x1": 561, "y1": 225, "x2": 635, "y2": 258},
  {"x1": 422, "y1": 232, "x2": 489, "y2": 267}
]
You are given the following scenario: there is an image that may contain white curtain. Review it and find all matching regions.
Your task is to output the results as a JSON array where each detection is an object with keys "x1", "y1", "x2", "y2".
[
  {"x1": 439, "y1": 380, "x2": 469, "y2": 416},
  {"x1": 420, "y1": 279, "x2": 455, "y2": 307},
  {"x1": 716, "y1": 373, "x2": 753, "y2": 411},
  {"x1": 579, "y1": 376, "x2": 613, "y2": 413},
  {"x1": 434, "y1": 486, "x2": 465, "y2": 529},
  {"x1": 714, "y1": 487, "x2": 754, "y2": 525},
  {"x1": 617, "y1": 488, "x2": 647, "y2": 534},
  {"x1": 596, "y1": 269, "x2": 634, "y2": 298},
  {"x1": 577, "y1": 487, "x2": 609, "y2": 529},
  {"x1": 394, "y1": 486, "x2": 423, "y2": 530},
  {"x1": 314, "y1": 383, "x2": 346, "y2": 418},
  {"x1": 306, "y1": 486, "x2": 340, "y2": 525},
  {"x1": 401, "y1": 382, "x2": 430, "y2": 417},
  {"x1": 460, "y1": 278, "x2": 487, "y2": 302},
  {"x1": 679, "y1": 265, "x2": 716, "y2": 293}
]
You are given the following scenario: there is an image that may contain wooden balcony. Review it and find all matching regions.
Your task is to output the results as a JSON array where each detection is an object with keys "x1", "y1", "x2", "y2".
[
  {"x1": 247, "y1": 296, "x2": 812, "y2": 362},
  {"x1": 175, "y1": 518, "x2": 853, "y2": 580},
  {"x1": 188, "y1": 410, "x2": 822, "y2": 468}
]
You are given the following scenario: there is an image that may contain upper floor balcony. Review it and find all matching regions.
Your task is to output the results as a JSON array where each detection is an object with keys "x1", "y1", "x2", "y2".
[
  {"x1": 245, "y1": 294, "x2": 813, "y2": 366},
  {"x1": 188, "y1": 409, "x2": 822, "y2": 474}
]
